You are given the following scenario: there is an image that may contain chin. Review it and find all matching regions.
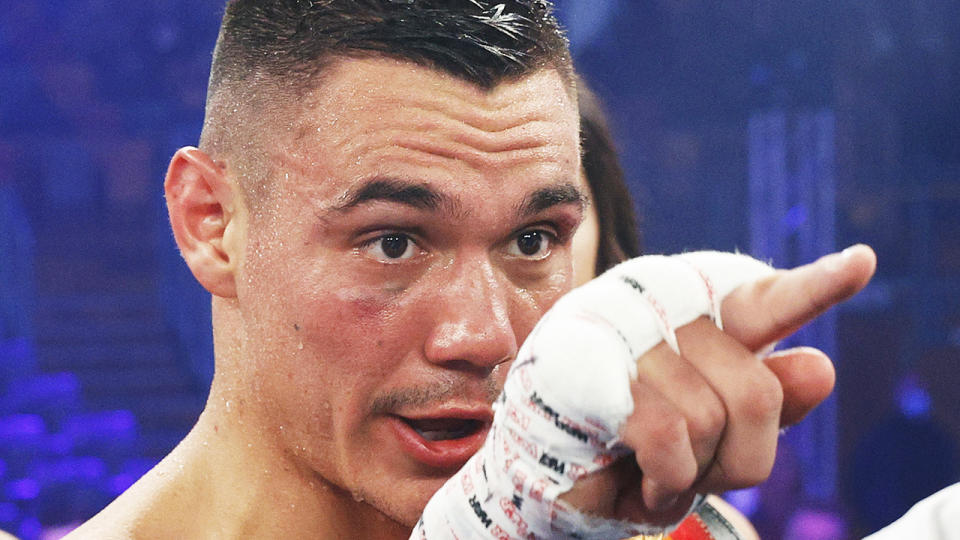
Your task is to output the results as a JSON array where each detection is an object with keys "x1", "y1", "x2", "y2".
[{"x1": 362, "y1": 473, "x2": 452, "y2": 528}]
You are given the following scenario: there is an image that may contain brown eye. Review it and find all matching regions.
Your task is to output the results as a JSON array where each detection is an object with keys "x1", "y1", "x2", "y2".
[
  {"x1": 507, "y1": 230, "x2": 552, "y2": 260},
  {"x1": 380, "y1": 234, "x2": 409, "y2": 259},
  {"x1": 517, "y1": 231, "x2": 543, "y2": 256},
  {"x1": 361, "y1": 233, "x2": 419, "y2": 262}
]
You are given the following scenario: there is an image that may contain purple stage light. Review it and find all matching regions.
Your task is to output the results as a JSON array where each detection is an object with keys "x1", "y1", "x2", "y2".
[{"x1": 5, "y1": 479, "x2": 40, "y2": 501}]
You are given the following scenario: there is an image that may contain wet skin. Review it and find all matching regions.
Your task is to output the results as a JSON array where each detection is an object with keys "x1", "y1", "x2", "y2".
[
  {"x1": 69, "y1": 55, "x2": 875, "y2": 539},
  {"x1": 225, "y1": 58, "x2": 584, "y2": 526}
]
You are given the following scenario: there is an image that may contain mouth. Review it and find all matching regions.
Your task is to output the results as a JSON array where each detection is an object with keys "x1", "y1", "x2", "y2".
[
  {"x1": 388, "y1": 411, "x2": 491, "y2": 470},
  {"x1": 401, "y1": 417, "x2": 485, "y2": 442}
]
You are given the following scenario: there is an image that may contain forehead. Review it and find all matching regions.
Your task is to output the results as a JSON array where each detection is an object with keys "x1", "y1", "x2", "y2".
[
  {"x1": 268, "y1": 57, "x2": 581, "y2": 205},
  {"x1": 308, "y1": 56, "x2": 576, "y2": 119}
]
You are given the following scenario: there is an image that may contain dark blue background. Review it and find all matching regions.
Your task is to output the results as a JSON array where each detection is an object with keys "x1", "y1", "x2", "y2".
[{"x1": 1, "y1": 1, "x2": 958, "y2": 538}]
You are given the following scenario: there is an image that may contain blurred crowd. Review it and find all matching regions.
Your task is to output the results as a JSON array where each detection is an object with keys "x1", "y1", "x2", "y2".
[{"x1": 1, "y1": 1, "x2": 958, "y2": 538}]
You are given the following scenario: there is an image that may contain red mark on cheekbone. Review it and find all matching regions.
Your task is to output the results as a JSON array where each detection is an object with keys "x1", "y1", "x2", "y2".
[
  {"x1": 336, "y1": 287, "x2": 395, "y2": 322},
  {"x1": 351, "y1": 295, "x2": 385, "y2": 319}
]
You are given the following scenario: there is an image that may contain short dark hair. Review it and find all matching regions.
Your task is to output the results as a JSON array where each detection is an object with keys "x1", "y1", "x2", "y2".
[
  {"x1": 210, "y1": 0, "x2": 572, "y2": 93},
  {"x1": 578, "y1": 83, "x2": 642, "y2": 274},
  {"x1": 199, "y1": 1, "x2": 574, "y2": 205}
]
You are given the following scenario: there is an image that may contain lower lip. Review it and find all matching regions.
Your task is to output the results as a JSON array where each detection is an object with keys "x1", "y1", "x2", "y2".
[{"x1": 388, "y1": 417, "x2": 488, "y2": 470}]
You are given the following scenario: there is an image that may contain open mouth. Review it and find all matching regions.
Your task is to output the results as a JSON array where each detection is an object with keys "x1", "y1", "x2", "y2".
[
  {"x1": 401, "y1": 417, "x2": 485, "y2": 441},
  {"x1": 389, "y1": 413, "x2": 490, "y2": 469}
]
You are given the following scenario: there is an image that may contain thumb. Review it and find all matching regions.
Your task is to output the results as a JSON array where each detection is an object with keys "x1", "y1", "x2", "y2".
[
  {"x1": 721, "y1": 244, "x2": 877, "y2": 352},
  {"x1": 764, "y1": 347, "x2": 836, "y2": 426}
]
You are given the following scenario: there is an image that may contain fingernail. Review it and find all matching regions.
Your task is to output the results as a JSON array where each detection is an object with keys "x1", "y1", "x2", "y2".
[{"x1": 841, "y1": 244, "x2": 864, "y2": 258}]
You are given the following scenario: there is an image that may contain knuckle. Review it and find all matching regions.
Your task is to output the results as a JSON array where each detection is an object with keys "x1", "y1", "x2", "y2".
[
  {"x1": 719, "y1": 451, "x2": 776, "y2": 489},
  {"x1": 674, "y1": 460, "x2": 699, "y2": 491},
  {"x1": 636, "y1": 451, "x2": 697, "y2": 494},
  {"x1": 734, "y1": 369, "x2": 783, "y2": 423},
  {"x1": 645, "y1": 414, "x2": 689, "y2": 456},
  {"x1": 686, "y1": 401, "x2": 726, "y2": 441},
  {"x1": 663, "y1": 465, "x2": 698, "y2": 494}
]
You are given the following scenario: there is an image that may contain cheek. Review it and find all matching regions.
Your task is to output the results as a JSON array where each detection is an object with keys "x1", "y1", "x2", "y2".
[
  {"x1": 294, "y1": 283, "x2": 422, "y2": 377},
  {"x1": 334, "y1": 286, "x2": 402, "y2": 331},
  {"x1": 261, "y1": 285, "x2": 413, "y2": 444},
  {"x1": 509, "y1": 272, "x2": 573, "y2": 345}
]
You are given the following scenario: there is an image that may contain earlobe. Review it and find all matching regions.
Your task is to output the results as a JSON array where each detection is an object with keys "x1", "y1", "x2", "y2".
[{"x1": 165, "y1": 146, "x2": 241, "y2": 298}]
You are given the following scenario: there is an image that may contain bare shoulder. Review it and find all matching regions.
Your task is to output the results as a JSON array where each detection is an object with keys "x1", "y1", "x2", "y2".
[{"x1": 63, "y1": 455, "x2": 198, "y2": 539}]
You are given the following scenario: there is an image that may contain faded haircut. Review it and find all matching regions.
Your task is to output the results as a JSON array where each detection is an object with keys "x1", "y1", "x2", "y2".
[{"x1": 198, "y1": 0, "x2": 573, "y2": 205}]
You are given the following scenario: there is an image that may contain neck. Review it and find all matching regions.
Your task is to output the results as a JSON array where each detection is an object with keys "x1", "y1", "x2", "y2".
[{"x1": 74, "y1": 387, "x2": 412, "y2": 539}]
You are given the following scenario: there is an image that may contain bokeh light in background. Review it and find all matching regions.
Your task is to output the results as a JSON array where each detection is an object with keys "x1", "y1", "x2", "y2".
[{"x1": 1, "y1": 1, "x2": 958, "y2": 538}]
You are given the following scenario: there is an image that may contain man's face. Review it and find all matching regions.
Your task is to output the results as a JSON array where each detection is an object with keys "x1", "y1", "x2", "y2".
[{"x1": 230, "y1": 58, "x2": 583, "y2": 525}]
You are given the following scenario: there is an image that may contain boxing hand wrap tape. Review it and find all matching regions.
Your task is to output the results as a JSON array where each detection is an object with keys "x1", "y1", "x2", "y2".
[{"x1": 412, "y1": 252, "x2": 775, "y2": 539}]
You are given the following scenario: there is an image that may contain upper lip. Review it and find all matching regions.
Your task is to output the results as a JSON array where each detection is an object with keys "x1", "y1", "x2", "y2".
[{"x1": 391, "y1": 402, "x2": 494, "y2": 424}]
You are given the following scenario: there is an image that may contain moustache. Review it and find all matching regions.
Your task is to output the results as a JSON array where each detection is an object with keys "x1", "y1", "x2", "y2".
[{"x1": 368, "y1": 376, "x2": 503, "y2": 416}]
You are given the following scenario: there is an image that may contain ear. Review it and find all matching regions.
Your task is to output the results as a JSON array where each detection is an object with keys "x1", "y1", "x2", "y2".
[{"x1": 165, "y1": 146, "x2": 242, "y2": 298}]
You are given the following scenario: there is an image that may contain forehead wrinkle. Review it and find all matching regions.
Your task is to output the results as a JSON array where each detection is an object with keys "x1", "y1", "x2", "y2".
[
  {"x1": 300, "y1": 92, "x2": 569, "y2": 155},
  {"x1": 402, "y1": 106, "x2": 565, "y2": 155},
  {"x1": 388, "y1": 139, "x2": 570, "y2": 174},
  {"x1": 359, "y1": 114, "x2": 572, "y2": 168},
  {"x1": 284, "y1": 61, "x2": 577, "y2": 173},
  {"x1": 403, "y1": 89, "x2": 568, "y2": 136},
  {"x1": 302, "y1": 107, "x2": 575, "y2": 178},
  {"x1": 332, "y1": 102, "x2": 576, "y2": 174}
]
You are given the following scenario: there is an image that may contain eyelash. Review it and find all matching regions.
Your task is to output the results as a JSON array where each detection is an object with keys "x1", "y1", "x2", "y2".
[
  {"x1": 356, "y1": 224, "x2": 565, "y2": 264},
  {"x1": 358, "y1": 231, "x2": 422, "y2": 263},
  {"x1": 506, "y1": 228, "x2": 557, "y2": 260}
]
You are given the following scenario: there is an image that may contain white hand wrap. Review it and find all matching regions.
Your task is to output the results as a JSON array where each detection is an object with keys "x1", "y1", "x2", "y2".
[{"x1": 412, "y1": 252, "x2": 775, "y2": 539}]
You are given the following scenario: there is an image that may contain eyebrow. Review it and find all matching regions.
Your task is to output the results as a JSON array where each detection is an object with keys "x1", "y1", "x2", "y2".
[
  {"x1": 518, "y1": 183, "x2": 587, "y2": 218},
  {"x1": 332, "y1": 178, "x2": 456, "y2": 213},
  {"x1": 330, "y1": 177, "x2": 586, "y2": 219}
]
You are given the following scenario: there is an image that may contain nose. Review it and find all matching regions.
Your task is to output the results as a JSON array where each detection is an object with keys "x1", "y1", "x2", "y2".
[{"x1": 423, "y1": 256, "x2": 518, "y2": 374}]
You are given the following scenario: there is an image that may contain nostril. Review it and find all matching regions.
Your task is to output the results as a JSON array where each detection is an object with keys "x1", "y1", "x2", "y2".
[
  {"x1": 430, "y1": 358, "x2": 502, "y2": 377},
  {"x1": 423, "y1": 315, "x2": 518, "y2": 370}
]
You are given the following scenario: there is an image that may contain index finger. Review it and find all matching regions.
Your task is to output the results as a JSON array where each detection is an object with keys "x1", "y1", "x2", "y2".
[{"x1": 721, "y1": 244, "x2": 876, "y2": 351}]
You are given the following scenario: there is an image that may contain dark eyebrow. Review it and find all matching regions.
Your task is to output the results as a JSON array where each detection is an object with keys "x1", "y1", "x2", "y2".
[
  {"x1": 332, "y1": 178, "x2": 455, "y2": 213},
  {"x1": 518, "y1": 183, "x2": 587, "y2": 218},
  {"x1": 329, "y1": 177, "x2": 584, "y2": 221}
]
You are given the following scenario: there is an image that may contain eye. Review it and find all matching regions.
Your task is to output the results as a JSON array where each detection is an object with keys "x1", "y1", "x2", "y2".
[
  {"x1": 507, "y1": 230, "x2": 553, "y2": 260},
  {"x1": 361, "y1": 233, "x2": 419, "y2": 262}
]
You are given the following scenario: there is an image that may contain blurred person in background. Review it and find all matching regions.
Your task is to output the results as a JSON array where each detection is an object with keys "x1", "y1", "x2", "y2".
[
  {"x1": 865, "y1": 482, "x2": 960, "y2": 539},
  {"x1": 860, "y1": 375, "x2": 960, "y2": 539},
  {"x1": 573, "y1": 81, "x2": 760, "y2": 540}
]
